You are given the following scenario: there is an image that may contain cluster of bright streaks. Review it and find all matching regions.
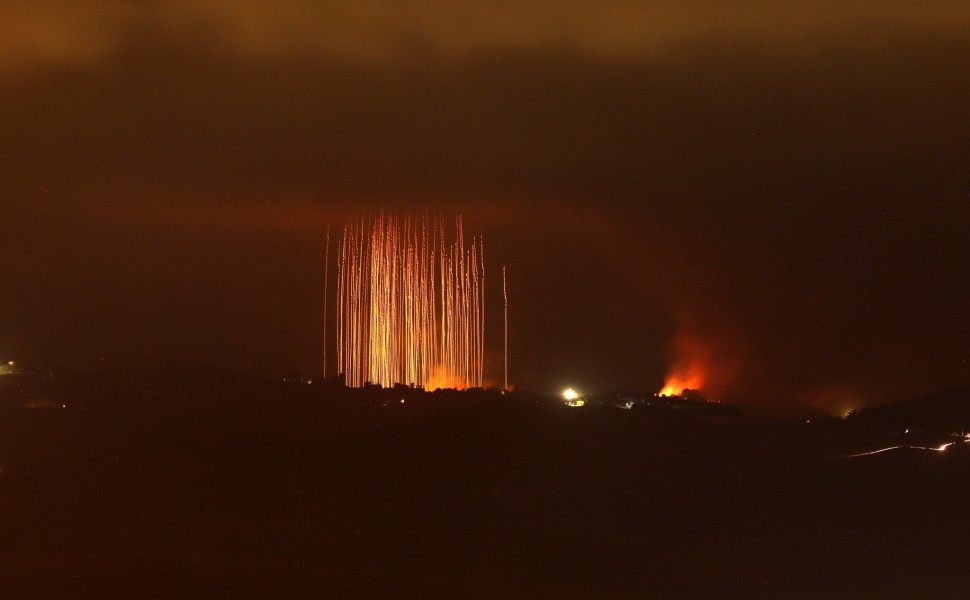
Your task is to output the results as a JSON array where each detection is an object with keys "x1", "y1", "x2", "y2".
[{"x1": 336, "y1": 214, "x2": 485, "y2": 389}]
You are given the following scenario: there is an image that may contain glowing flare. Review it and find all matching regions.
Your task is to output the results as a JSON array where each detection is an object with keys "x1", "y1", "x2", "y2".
[{"x1": 563, "y1": 388, "x2": 579, "y2": 400}]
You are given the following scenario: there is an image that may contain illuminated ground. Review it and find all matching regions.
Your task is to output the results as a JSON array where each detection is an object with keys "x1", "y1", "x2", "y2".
[{"x1": 1, "y1": 377, "x2": 968, "y2": 598}]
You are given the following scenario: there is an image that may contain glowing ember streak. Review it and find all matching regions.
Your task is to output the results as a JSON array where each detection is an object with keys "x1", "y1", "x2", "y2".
[
  {"x1": 335, "y1": 215, "x2": 486, "y2": 390},
  {"x1": 503, "y1": 266, "x2": 508, "y2": 391},
  {"x1": 844, "y1": 443, "x2": 954, "y2": 458},
  {"x1": 323, "y1": 223, "x2": 331, "y2": 377}
]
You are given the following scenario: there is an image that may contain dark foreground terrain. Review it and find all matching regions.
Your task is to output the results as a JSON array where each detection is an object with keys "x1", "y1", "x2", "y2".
[{"x1": 2, "y1": 376, "x2": 969, "y2": 598}]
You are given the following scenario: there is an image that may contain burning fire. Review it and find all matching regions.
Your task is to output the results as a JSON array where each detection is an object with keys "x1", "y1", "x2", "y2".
[
  {"x1": 657, "y1": 332, "x2": 709, "y2": 397},
  {"x1": 658, "y1": 365, "x2": 704, "y2": 397},
  {"x1": 423, "y1": 364, "x2": 466, "y2": 391}
]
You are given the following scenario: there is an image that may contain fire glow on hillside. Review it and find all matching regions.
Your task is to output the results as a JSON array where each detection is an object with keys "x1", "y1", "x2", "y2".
[{"x1": 658, "y1": 332, "x2": 707, "y2": 397}]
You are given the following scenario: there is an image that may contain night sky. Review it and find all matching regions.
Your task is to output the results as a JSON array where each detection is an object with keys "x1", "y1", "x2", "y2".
[{"x1": 2, "y1": 1, "x2": 968, "y2": 414}]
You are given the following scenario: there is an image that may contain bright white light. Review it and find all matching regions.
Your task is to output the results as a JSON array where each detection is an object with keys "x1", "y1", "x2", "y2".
[{"x1": 563, "y1": 388, "x2": 579, "y2": 401}]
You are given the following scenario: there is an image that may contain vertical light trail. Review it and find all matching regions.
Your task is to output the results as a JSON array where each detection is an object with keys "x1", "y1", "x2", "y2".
[
  {"x1": 334, "y1": 215, "x2": 487, "y2": 389},
  {"x1": 503, "y1": 265, "x2": 508, "y2": 391},
  {"x1": 323, "y1": 223, "x2": 330, "y2": 377}
]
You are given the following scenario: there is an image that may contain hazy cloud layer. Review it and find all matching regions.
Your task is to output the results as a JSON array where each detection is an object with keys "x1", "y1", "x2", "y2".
[
  {"x1": 5, "y1": 1, "x2": 970, "y2": 74},
  {"x1": 2, "y1": 3, "x2": 968, "y2": 411}
]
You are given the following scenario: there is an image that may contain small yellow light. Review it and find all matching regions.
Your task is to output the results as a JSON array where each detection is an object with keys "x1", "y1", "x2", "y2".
[{"x1": 563, "y1": 388, "x2": 579, "y2": 401}]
